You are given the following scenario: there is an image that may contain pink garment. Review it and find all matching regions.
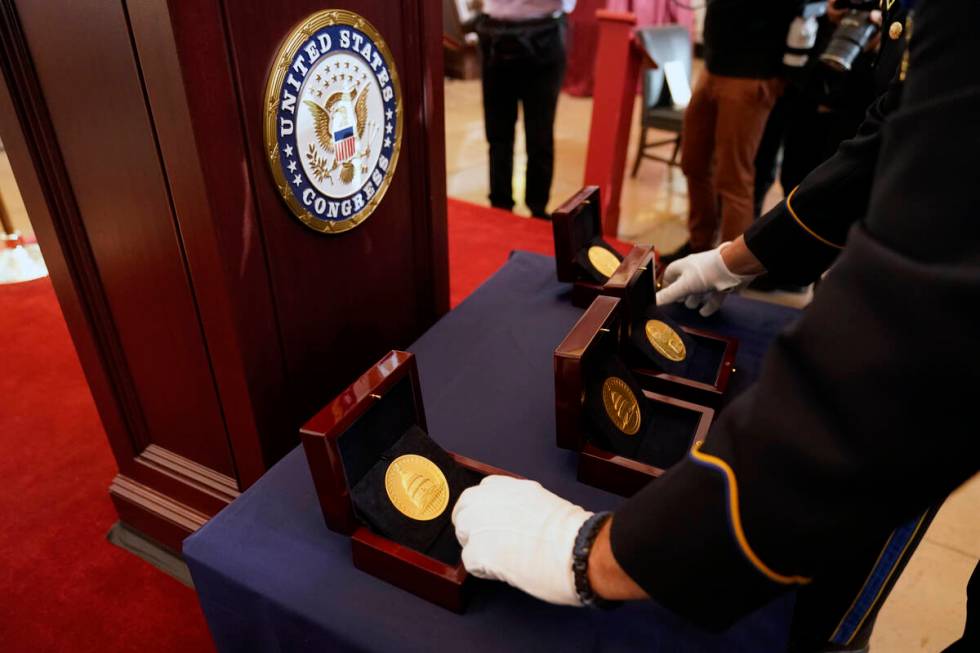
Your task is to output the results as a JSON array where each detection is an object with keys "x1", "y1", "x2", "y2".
[
  {"x1": 563, "y1": 0, "x2": 693, "y2": 97},
  {"x1": 606, "y1": 0, "x2": 692, "y2": 28}
]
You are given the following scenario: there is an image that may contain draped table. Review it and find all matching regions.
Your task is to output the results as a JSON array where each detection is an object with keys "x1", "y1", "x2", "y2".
[{"x1": 184, "y1": 251, "x2": 802, "y2": 652}]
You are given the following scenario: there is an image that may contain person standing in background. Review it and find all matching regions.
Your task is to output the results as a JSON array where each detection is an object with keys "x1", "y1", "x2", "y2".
[
  {"x1": 754, "y1": 1, "x2": 898, "y2": 223},
  {"x1": 452, "y1": 3, "x2": 980, "y2": 650},
  {"x1": 476, "y1": 1, "x2": 575, "y2": 218},
  {"x1": 664, "y1": 0, "x2": 801, "y2": 263}
]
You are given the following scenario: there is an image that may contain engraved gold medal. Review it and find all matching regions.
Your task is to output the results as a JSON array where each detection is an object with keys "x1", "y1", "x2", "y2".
[
  {"x1": 601, "y1": 377, "x2": 641, "y2": 435},
  {"x1": 587, "y1": 246, "x2": 621, "y2": 278},
  {"x1": 645, "y1": 319, "x2": 687, "y2": 362},
  {"x1": 384, "y1": 454, "x2": 449, "y2": 521}
]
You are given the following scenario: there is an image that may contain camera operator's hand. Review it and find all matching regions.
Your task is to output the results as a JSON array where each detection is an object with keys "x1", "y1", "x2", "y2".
[
  {"x1": 657, "y1": 240, "x2": 762, "y2": 317},
  {"x1": 453, "y1": 476, "x2": 590, "y2": 606}
]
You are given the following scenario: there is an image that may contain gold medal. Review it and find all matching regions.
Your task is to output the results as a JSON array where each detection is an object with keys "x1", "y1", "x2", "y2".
[
  {"x1": 645, "y1": 319, "x2": 687, "y2": 362},
  {"x1": 601, "y1": 377, "x2": 641, "y2": 435},
  {"x1": 587, "y1": 246, "x2": 621, "y2": 278},
  {"x1": 384, "y1": 454, "x2": 449, "y2": 521}
]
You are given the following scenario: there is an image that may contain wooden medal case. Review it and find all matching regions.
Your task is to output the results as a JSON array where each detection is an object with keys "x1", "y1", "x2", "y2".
[
  {"x1": 552, "y1": 186, "x2": 647, "y2": 308},
  {"x1": 554, "y1": 296, "x2": 713, "y2": 497},
  {"x1": 612, "y1": 248, "x2": 738, "y2": 409},
  {"x1": 300, "y1": 350, "x2": 511, "y2": 613}
]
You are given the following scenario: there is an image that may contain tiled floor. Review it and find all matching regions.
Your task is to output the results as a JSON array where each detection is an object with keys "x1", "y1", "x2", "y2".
[{"x1": 445, "y1": 76, "x2": 976, "y2": 652}]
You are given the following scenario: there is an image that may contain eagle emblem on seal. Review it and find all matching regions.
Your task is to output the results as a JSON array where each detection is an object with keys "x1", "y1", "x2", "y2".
[
  {"x1": 264, "y1": 10, "x2": 402, "y2": 234},
  {"x1": 303, "y1": 81, "x2": 377, "y2": 185}
]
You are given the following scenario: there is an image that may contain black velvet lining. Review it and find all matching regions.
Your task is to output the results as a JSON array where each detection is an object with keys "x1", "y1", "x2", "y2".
[
  {"x1": 629, "y1": 315, "x2": 725, "y2": 385},
  {"x1": 572, "y1": 201, "x2": 599, "y2": 248},
  {"x1": 573, "y1": 237, "x2": 623, "y2": 283},
  {"x1": 635, "y1": 400, "x2": 700, "y2": 469},
  {"x1": 681, "y1": 335, "x2": 726, "y2": 385},
  {"x1": 582, "y1": 333, "x2": 699, "y2": 469},
  {"x1": 624, "y1": 277, "x2": 724, "y2": 384},
  {"x1": 338, "y1": 380, "x2": 417, "y2": 489},
  {"x1": 582, "y1": 334, "x2": 654, "y2": 459},
  {"x1": 347, "y1": 425, "x2": 479, "y2": 565}
]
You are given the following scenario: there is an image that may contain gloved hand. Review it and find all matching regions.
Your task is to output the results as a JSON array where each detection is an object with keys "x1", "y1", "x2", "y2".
[
  {"x1": 657, "y1": 244, "x2": 757, "y2": 317},
  {"x1": 452, "y1": 475, "x2": 592, "y2": 606}
]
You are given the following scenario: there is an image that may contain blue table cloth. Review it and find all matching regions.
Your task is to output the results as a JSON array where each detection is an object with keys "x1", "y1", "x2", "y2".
[{"x1": 184, "y1": 251, "x2": 803, "y2": 652}]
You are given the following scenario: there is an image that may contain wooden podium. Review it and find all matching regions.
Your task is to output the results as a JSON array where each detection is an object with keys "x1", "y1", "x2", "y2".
[{"x1": 0, "y1": 0, "x2": 448, "y2": 552}]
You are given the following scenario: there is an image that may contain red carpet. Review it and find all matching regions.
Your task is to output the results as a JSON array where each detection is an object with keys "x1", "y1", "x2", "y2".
[
  {"x1": 0, "y1": 200, "x2": 629, "y2": 652},
  {"x1": 0, "y1": 278, "x2": 213, "y2": 652},
  {"x1": 447, "y1": 198, "x2": 632, "y2": 306}
]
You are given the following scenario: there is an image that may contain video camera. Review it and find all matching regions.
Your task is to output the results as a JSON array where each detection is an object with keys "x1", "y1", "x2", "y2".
[{"x1": 819, "y1": 0, "x2": 880, "y2": 72}]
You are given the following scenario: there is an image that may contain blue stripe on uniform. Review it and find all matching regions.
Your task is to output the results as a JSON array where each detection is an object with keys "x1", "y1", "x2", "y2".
[{"x1": 830, "y1": 512, "x2": 928, "y2": 645}]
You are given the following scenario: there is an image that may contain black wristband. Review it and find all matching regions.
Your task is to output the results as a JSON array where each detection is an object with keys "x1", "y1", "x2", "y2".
[{"x1": 572, "y1": 511, "x2": 621, "y2": 609}]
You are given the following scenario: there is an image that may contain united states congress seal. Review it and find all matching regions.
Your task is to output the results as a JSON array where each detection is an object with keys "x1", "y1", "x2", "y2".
[
  {"x1": 264, "y1": 10, "x2": 401, "y2": 233},
  {"x1": 601, "y1": 377, "x2": 641, "y2": 436},
  {"x1": 384, "y1": 454, "x2": 449, "y2": 521},
  {"x1": 645, "y1": 319, "x2": 687, "y2": 362}
]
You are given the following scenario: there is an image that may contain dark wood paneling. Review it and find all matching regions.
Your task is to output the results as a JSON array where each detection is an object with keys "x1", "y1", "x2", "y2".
[
  {"x1": 413, "y1": 0, "x2": 451, "y2": 318},
  {"x1": 0, "y1": 1, "x2": 135, "y2": 463},
  {"x1": 127, "y1": 0, "x2": 277, "y2": 487},
  {"x1": 13, "y1": 0, "x2": 235, "y2": 475},
  {"x1": 0, "y1": 0, "x2": 448, "y2": 549},
  {"x1": 109, "y1": 474, "x2": 210, "y2": 552},
  {"x1": 0, "y1": 0, "x2": 239, "y2": 548},
  {"x1": 220, "y1": 0, "x2": 449, "y2": 425}
]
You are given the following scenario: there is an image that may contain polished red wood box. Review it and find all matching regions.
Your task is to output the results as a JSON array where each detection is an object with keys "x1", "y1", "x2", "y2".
[
  {"x1": 611, "y1": 248, "x2": 738, "y2": 409},
  {"x1": 300, "y1": 350, "x2": 509, "y2": 612},
  {"x1": 554, "y1": 296, "x2": 713, "y2": 497},
  {"x1": 552, "y1": 186, "x2": 649, "y2": 308}
]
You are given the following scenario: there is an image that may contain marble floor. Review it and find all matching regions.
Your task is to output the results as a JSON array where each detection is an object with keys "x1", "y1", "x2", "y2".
[{"x1": 445, "y1": 77, "x2": 976, "y2": 652}]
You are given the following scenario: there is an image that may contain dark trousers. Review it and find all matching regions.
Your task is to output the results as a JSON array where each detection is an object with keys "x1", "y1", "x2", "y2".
[
  {"x1": 787, "y1": 507, "x2": 939, "y2": 652},
  {"x1": 478, "y1": 16, "x2": 566, "y2": 216},
  {"x1": 754, "y1": 86, "x2": 866, "y2": 219}
]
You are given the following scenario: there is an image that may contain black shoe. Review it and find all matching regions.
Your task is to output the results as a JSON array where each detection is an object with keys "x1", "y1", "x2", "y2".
[
  {"x1": 530, "y1": 210, "x2": 551, "y2": 220},
  {"x1": 659, "y1": 242, "x2": 694, "y2": 268}
]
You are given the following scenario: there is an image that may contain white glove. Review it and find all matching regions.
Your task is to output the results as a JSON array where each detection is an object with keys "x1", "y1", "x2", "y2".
[
  {"x1": 657, "y1": 243, "x2": 756, "y2": 317},
  {"x1": 452, "y1": 475, "x2": 591, "y2": 606}
]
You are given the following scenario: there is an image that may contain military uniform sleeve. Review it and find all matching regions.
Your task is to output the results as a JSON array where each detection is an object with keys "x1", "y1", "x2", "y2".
[
  {"x1": 743, "y1": 77, "x2": 903, "y2": 286},
  {"x1": 611, "y1": 0, "x2": 980, "y2": 630}
]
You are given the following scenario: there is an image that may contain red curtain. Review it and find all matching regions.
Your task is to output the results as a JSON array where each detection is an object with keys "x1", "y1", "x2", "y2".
[{"x1": 563, "y1": 0, "x2": 694, "y2": 97}]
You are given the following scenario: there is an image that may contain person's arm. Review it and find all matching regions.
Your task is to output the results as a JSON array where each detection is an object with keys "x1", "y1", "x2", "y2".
[
  {"x1": 658, "y1": 78, "x2": 900, "y2": 313},
  {"x1": 611, "y1": 0, "x2": 980, "y2": 627},
  {"x1": 719, "y1": 236, "x2": 765, "y2": 276},
  {"x1": 742, "y1": 73, "x2": 903, "y2": 285},
  {"x1": 455, "y1": 0, "x2": 979, "y2": 627},
  {"x1": 655, "y1": 242, "x2": 761, "y2": 317},
  {"x1": 587, "y1": 518, "x2": 647, "y2": 600}
]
